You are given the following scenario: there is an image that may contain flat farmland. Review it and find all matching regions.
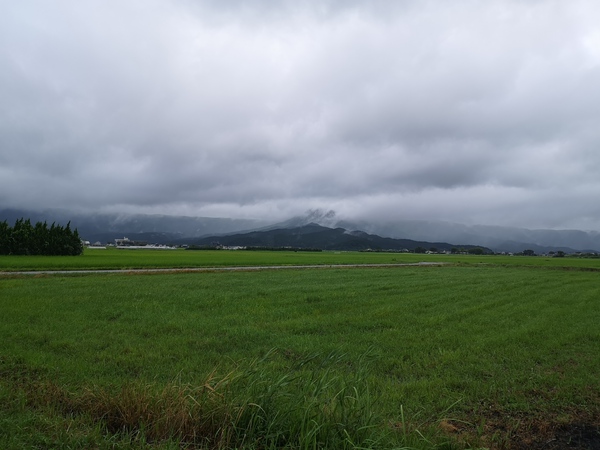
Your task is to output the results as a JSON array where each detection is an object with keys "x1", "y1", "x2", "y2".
[
  {"x1": 1, "y1": 254, "x2": 599, "y2": 449},
  {"x1": 0, "y1": 248, "x2": 421, "y2": 271},
  {"x1": 3, "y1": 247, "x2": 600, "y2": 271}
]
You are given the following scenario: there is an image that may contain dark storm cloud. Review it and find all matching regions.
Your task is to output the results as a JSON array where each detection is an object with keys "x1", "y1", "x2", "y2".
[{"x1": 1, "y1": 0, "x2": 600, "y2": 229}]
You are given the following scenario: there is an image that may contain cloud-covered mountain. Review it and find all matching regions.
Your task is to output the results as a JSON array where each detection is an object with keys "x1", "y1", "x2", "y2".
[
  {"x1": 1, "y1": 208, "x2": 598, "y2": 253},
  {"x1": 184, "y1": 223, "x2": 489, "y2": 253},
  {"x1": 267, "y1": 210, "x2": 600, "y2": 253},
  {"x1": 337, "y1": 220, "x2": 600, "y2": 254},
  {"x1": 0, "y1": 209, "x2": 270, "y2": 245}
]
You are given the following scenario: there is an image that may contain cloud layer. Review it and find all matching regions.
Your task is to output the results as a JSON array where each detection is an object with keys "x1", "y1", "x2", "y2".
[{"x1": 2, "y1": 1, "x2": 600, "y2": 229}]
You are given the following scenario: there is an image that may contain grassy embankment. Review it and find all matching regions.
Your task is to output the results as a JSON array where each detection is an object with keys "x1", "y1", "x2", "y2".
[{"x1": 1, "y1": 252, "x2": 599, "y2": 449}]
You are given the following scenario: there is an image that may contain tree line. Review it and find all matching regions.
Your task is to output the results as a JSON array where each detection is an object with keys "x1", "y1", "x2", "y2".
[{"x1": 0, "y1": 218, "x2": 83, "y2": 256}]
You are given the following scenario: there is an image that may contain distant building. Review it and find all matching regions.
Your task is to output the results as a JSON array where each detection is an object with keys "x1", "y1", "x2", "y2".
[{"x1": 115, "y1": 237, "x2": 147, "y2": 247}]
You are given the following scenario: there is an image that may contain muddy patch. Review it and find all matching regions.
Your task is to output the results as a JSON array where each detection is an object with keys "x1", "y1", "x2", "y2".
[
  {"x1": 511, "y1": 423, "x2": 600, "y2": 450},
  {"x1": 440, "y1": 410, "x2": 600, "y2": 449}
]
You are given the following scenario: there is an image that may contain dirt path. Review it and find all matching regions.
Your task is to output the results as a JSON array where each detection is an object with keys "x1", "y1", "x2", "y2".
[{"x1": 0, "y1": 262, "x2": 445, "y2": 276}]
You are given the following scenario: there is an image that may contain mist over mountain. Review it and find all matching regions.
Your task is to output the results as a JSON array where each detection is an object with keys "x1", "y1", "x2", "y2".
[
  {"x1": 0, "y1": 208, "x2": 269, "y2": 245},
  {"x1": 331, "y1": 220, "x2": 597, "y2": 254},
  {"x1": 1, "y1": 208, "x2": 598, "y2": 253},
  {"x1": 265, "y1": 210, "x2": 600, "y2": 253},
  {"x1": 184, "y1": 223, "x2": 489, "y2": 253}
]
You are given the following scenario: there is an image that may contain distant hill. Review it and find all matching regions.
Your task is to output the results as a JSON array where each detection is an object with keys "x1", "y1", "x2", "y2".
[
  {"x1": 334, "y1": 220, "x2": 599, "y2": 254},
  {"x1": 267, "y1": 210, "x2": 600, "y2": 254},
  {"x1": 182, "y1": 223, "x2": 491, "y2": 253}
]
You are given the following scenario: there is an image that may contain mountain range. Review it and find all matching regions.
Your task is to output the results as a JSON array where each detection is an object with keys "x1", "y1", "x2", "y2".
[
  {"x1": 1, "y1": 208, "x2": 599, "y2": 254},
  {"x1": 183, "y1": 223, "x2": 489, "y2": 253}
]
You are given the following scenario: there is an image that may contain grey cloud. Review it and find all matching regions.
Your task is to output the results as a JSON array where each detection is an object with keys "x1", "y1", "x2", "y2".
[{"x1": 1, "y1": 0, "x2": 600, "y2": 230}]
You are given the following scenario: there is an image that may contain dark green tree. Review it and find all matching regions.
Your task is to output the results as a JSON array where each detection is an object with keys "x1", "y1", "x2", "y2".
[
  {"x1": 468, "y1": 247, "x2": 484, "y2": 255},
  {"x1": 0, "y1": 218, "x2": 83, "y2": 256},
  {"x1": 10, "y1": 218, "x2": 33, "y2": 255},
  {"x1": 0, "y1": 220, "x2": 10, "y2": 254}
]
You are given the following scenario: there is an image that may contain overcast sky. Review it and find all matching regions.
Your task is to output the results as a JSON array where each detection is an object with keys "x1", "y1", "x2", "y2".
[{"x1": 2, "y1": 1, "x2": 600, "y2": 230}]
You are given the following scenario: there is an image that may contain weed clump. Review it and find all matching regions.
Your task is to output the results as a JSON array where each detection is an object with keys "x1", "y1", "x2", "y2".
[{"x1": 4, "y1": 351, "x2": 396, "y2": 449}]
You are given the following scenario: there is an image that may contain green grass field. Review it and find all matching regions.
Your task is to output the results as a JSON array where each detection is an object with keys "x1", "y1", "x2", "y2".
[
  {"x1": 0, "y1": 248, "x2": 419, "y2": 271},
  {"x1": 1, "y1": 252, "x2": 599, "y2": 449},
  {"x1": 2, "y1": 247, "x2": 600, "y2": 271}
]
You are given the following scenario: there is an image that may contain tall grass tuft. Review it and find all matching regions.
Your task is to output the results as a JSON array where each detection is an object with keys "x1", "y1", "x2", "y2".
[
  {"x1": 7, "y1": 351, "x2": 397, "y2": 449},
  {"x1": 226, "y1": 350, "x2": 382, "y2": 449}
]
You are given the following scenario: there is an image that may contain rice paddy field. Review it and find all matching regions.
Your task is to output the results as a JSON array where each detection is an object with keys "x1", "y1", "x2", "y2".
[
  {"x1": 1, "y1": 250, "x2": 599, "y2": 449},
  {"x1": 2, "y1": 247, "x2": 600, "y2": 271}
]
